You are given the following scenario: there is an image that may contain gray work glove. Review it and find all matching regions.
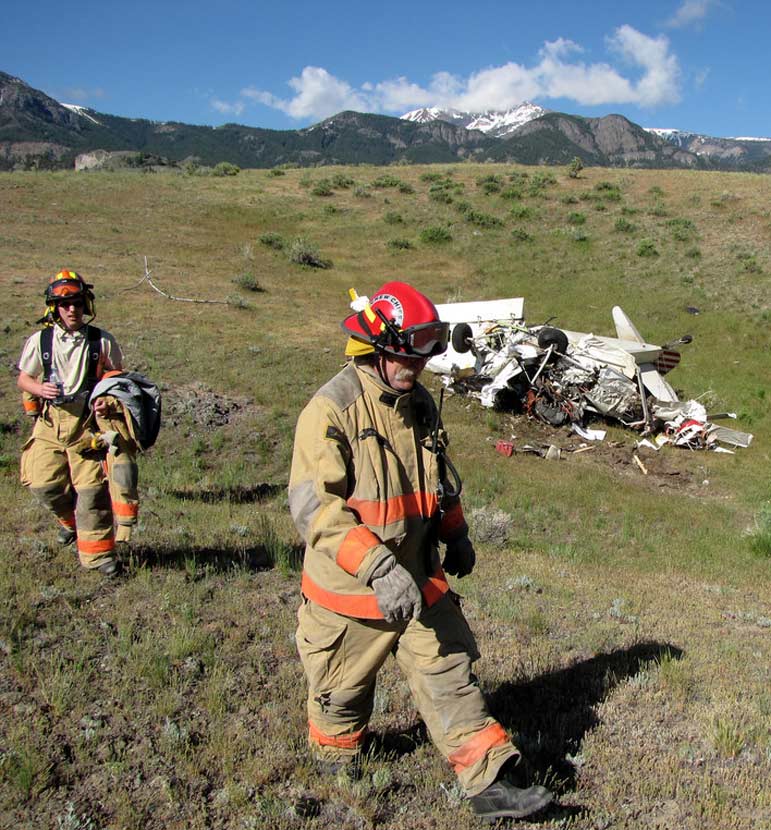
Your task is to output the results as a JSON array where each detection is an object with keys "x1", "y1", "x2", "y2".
[
  {"x1": 442, "y1": 535, "x2": 476, "y2": 578},
  {"x1": 370, "y1": 555, "x2": 423, "y2": 623}
]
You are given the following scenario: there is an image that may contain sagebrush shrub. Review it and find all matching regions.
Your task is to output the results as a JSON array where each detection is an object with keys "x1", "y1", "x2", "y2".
[
  {"x1": 288, "y1": 237, "x2": 332, "y2": 268},
  {"x1": 231, "y1": 273, "x2": 263, "y2": 292},
  {"x1": 311, "y1": 180, "x2": 334, "y2": 197},
  {"x1": 510, "y1": 204, "x2": 534, "y2": 220},
  {"x1": 465, "y1": 210, "x2": 504, "y2": 229},
  {"x1": 637, "y1": 239, "x2": 658, "y2": 257},
  {"x1": 419, "y1": 226, "x2": 452, "y2": 244},
  {"x1": 469, "y1": 507, "x2": 513, "y2": 548},
  {"x1": 258, "y1": 232, "x2": 284, "y2": 250},
  {"x1": 331, "y1": 173, "x2": 355, "y2": 188},
  {"x1": 387, "y1": 238, "x2": 413, "y2": 250},
  {"x1": 371, "y1": 174, "x2": 402, "y2": 188}
]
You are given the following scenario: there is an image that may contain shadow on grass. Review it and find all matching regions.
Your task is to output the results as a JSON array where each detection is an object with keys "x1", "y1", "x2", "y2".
[
  {"x1": 123, "y1": 541, "x2": 304, "y2": 574},
  {"x1": 373, "y1": 640, "x2": 681, "y2": 805},
  {"x1": 488, "y1": 640, "x2": 683, "y2": 793},
  {"x1": 167, "y1": 483, "x2": 285, "y2": 504}
]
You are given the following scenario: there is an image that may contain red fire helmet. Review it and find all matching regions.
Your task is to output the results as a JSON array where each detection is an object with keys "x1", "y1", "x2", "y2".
[{"x1": 341, "y1": 281, "x2": 449, "y2": 357}]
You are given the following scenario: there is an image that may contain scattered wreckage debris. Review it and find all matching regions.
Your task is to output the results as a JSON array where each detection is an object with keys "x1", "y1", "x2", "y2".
[{"x1": 425, "y1": 298, "x2": 753, "y2": 453}]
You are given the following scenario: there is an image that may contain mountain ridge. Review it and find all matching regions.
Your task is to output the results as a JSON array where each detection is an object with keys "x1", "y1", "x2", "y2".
[{"x1": 2, "y1": 70, "x2": 770, "y2": 173}]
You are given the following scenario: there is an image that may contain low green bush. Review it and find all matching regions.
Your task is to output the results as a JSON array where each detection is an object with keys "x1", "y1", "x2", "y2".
[
  {"x1": 288, "y1": 237, "x2": 332, "y2": 268},
  {"x1": 311, "y1": 180, "x2": 334, "y2": 197},
  {"x1": 667, "y1": 217, "x2": 696, "y2": 241},
  {"x1": 615, "y1": 218, "x2": 637, "y2": 233},
  {"x1": 371, "y1": 174, "x2": 402, "y2": 188},
  {"x1": 258, "y1": 232, "x2": 284, "y2": 250},
  {"x1": 387, "y1": 238, "x2": 413, "y2": 250},
  {"x1": 465, "y1": 210, "x2": 504, "y2": 229},
  {"x1": 212, "y1": 162, "x2": 240, "y2": 177},
  {"x1": 419, "y1": 226, "x2": 452, "y2": 244},
  {"x1": 637, "y1": 239, "x2": 659, "y2": 257},
  {"x1": 510, "y1": 204, "x2": 534, "y2": 220},
  {"x1": 331, "y1": 173, "x2": 355, "y2": 188},
  {"x1": 511, "y1": 228, "x2": 532, "y2": 242},
  {"x1": 231, "y1": 273, "x2": 264, "y2": 292},
  {"x1": 384, "y1": 212, "x2": 403, "y2": 224},
  {"x1": 567, "y1": 212, "x2": 587, "y2": 225}
]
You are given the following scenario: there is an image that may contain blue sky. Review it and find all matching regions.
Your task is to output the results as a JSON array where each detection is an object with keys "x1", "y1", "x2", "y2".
[{"x1": 3, "y1": 0, "x2": 768, "y2": 138}]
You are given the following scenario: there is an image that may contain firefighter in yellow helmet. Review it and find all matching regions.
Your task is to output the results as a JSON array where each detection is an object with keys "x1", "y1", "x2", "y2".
[
  {"x1": 288, "y1": 282, "x2": 553, "y2": 821},
  {"x1": 17, "y1": 270, "x2": 124, "y2": 576}
]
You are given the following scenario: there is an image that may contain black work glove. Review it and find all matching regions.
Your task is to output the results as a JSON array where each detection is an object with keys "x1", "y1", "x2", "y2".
[{"x1": 442, "y1": 535, "x2": 476, "y2": 578}]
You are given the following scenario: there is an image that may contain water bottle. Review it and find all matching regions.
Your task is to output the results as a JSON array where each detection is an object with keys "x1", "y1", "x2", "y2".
[{"x1": 49, "y1": 368, "x2": 65, "y2": 405}]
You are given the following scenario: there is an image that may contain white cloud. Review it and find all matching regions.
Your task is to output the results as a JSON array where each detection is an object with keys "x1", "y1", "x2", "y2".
[
  {"x1": 694, "y1": 67, "x2": 710, "y2": 88},
  {"x1": 242, "y1": 67, "x2": 368, "y2": 119},
  {"x1": 63, "y1": 87, "x2": 105, "y2": 102},
  {"x1": 213, "y1": 25, "x2": 681, "y2": 122},
  {"x1": 607, "y1": 25, "x2": 681, "y2": 106},
  {"x1": 211, "y1": 98, "x2": 245, "y2": 117},
  {"x1": 665, "y1": 0, "x2": 717, "y2": 29}
]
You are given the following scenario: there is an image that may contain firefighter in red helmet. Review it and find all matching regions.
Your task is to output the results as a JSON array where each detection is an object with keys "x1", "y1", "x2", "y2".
[
  {"x1": 288, "y1": 281, "x2": 553, "y2": 821},
  {"x1": 17, "y1": 270, "x2": 124, "y2": 576}
]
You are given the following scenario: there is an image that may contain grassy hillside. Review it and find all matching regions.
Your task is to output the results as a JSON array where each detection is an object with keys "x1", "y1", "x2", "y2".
[{"x1": 0, "y1": 162, "x2": 769, "y2": 829}]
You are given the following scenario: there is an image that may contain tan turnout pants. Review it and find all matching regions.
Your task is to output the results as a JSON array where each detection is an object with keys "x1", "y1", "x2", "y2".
[
  {"x1": 296, "y1": 592, "x2": 518, "y2": 796},
  {"x1": 95, "y1": 396, "x2": 139, "y2": 542},
  {"x1": 20, "y1": 402, "x2": 115, "y2": 569}
]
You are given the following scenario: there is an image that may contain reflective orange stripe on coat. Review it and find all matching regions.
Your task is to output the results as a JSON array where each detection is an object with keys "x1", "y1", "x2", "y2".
[
  {"x1": 448, "y1": 722, "x2": 510, "y2": 773},
  {"x1": 308, "y1": 721, "x2": 366, "y2": 749},
  {"x1": 301, "y1": 568, "x2": 450, "y2": 620},
  {"x1": 347, "y1": 491, "x2": 439, "y2": 527},
  {"x1": 336, "y1": 524, "x2": 381, "y2": 575}
]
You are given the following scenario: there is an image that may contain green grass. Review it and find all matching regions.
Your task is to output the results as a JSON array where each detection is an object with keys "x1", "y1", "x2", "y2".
[{"x1": 0, "y1": 163, "x2": 769, "y2": 828}]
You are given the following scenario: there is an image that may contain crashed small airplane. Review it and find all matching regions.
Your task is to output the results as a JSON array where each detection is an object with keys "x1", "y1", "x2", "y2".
[{"x1": 424, "y1": 297, "x2": 752, "y2": 452}]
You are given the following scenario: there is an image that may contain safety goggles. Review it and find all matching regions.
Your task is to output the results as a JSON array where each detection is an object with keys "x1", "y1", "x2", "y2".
[{"x1": 403, "y1": 321, "x2": 450, "y2": 356}]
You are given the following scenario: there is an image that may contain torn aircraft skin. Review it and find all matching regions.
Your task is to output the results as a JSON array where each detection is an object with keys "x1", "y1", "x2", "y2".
[{"x1": 425, "y1": 298, "x2": 752, "y2": 452}]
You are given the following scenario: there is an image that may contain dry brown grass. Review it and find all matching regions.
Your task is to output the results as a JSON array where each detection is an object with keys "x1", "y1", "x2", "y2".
[{"x1": 0, "y1": 163, "x2": 769, "y2": 828}]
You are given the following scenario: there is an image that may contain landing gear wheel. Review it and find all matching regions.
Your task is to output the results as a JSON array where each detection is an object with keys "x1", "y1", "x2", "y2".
[
  {"x1": 451, "y1": 323, "x2": 473, "y2": 353},
  {"x1": 537, "y1": 327, "x2": 568, "y2": 354}
]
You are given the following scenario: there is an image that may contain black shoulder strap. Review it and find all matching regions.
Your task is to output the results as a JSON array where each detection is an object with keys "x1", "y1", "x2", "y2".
[
  {"x1": 40, "y1": 327, "x2": 54, "y2": 382},
  {"x1": 85, "y1": 326, "x2": 102, "y2": 381}
]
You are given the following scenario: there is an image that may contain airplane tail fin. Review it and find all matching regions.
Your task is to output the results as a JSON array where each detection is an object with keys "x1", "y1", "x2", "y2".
[{"x1": 612, "y1": 306, "x2": 646, "y2": 344}]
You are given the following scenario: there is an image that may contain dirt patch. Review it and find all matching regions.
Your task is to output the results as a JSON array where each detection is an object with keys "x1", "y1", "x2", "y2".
[
  {"x1": 163, "y1": 382, "x2": 252, "y2": 429},
  {"x1": 493, "y1": 412, "x2": 706, "y2": 493}
]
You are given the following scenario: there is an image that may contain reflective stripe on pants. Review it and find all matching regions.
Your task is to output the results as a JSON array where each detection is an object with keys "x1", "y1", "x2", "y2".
[{"x1": 296, "y1": 593, "x2": 518, "y2": 794}]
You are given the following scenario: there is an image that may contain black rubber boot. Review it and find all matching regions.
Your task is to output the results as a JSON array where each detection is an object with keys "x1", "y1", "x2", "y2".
[
  {"x1": 98, "y1": 559, "x2": 122, "y2": 578},
  {"x1": 469, "y1": 778, "x2": 553, "y2": 821},
  {"x1": 56, "y1": 526, "x2": 76, "y2": 546}
]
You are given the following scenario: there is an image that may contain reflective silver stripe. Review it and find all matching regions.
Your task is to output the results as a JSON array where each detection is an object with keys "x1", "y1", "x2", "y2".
[{"x1": 289, "y1": 479, "x2": 320, "y2": 541}]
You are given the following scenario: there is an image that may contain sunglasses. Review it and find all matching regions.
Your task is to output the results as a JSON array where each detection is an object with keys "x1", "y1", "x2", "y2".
[{"x1": 55, "y1": 299, "x2": 84, "y2": 309}]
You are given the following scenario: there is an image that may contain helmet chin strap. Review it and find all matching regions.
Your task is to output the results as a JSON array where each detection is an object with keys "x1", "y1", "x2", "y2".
[{"x1": 375, "y1": 351, "x2": 394, "y2": 389}]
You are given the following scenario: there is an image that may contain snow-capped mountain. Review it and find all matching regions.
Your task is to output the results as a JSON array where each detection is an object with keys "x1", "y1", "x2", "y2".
[
  {"x1": 644, "y1": 126, "x2": 771, "y2": 165},
  {"x1": 401, "y1": 102, "x2": 549, "y2": 138},
  {"x1": 62, "y1": 103, "x2": 101, "y2": 125}
]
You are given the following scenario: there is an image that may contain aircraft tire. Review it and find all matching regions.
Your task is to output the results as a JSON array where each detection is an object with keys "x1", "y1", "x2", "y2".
[{"x1": 537, "y1": 327, "x2": 569, "y2": 354}]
